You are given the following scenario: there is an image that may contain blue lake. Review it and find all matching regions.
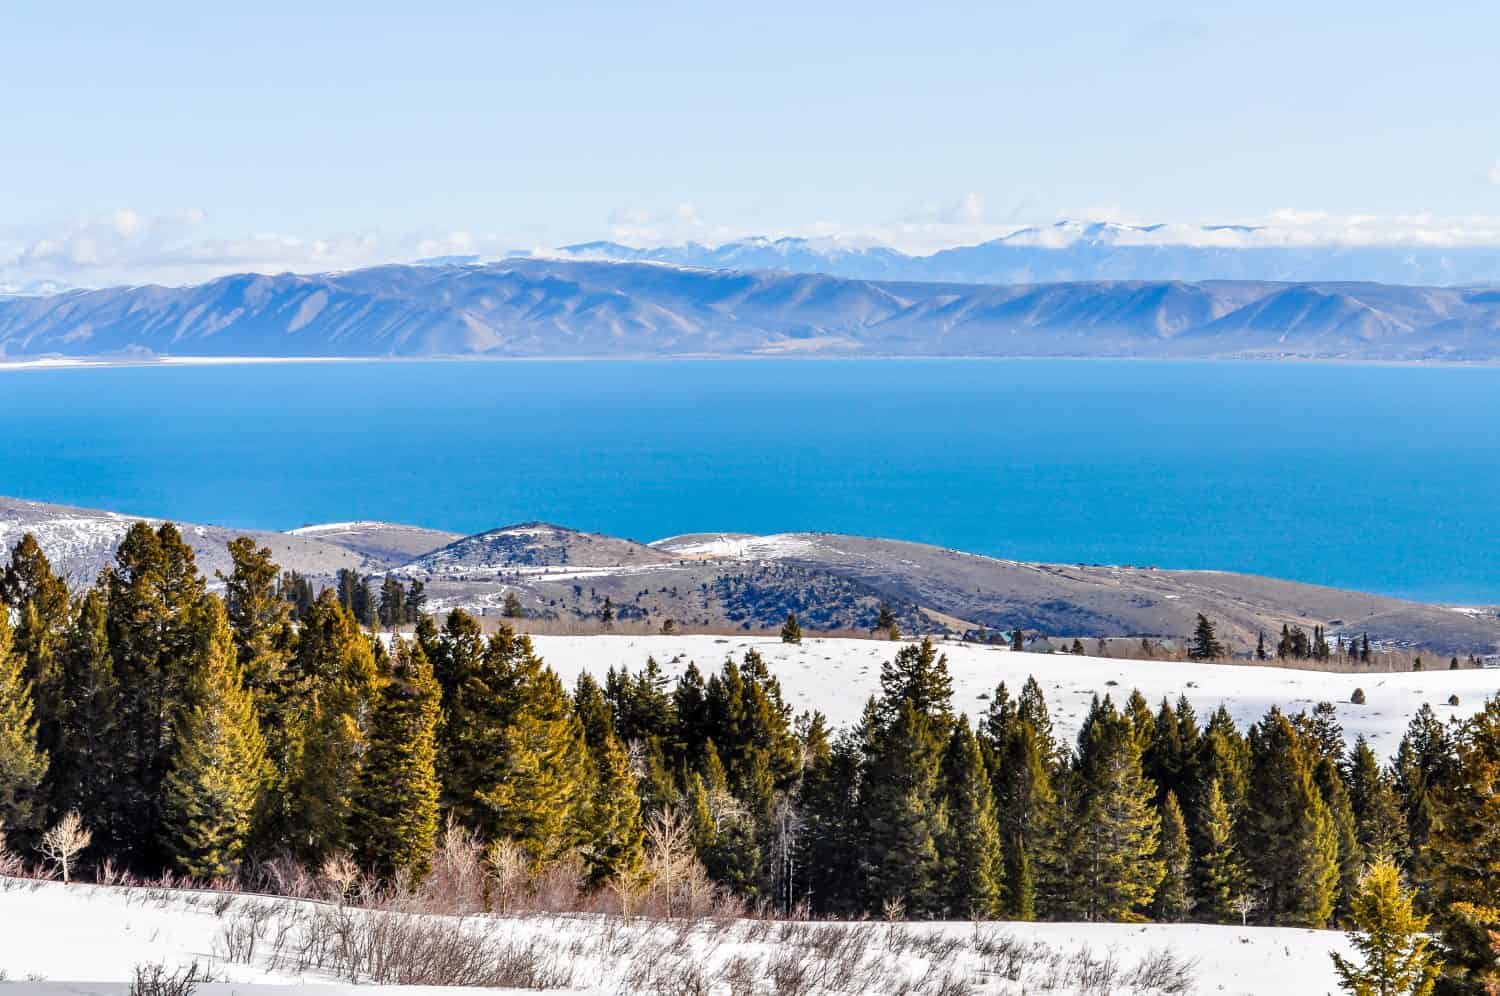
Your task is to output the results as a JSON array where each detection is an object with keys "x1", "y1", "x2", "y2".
[{"x1": 1, "y1": 359, "x2": 1496, "y2": 604}]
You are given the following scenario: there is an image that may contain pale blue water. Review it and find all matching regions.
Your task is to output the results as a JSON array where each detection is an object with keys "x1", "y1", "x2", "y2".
[{"x1": 1, "y1": 359, "x2": 1496, "y2": 604}]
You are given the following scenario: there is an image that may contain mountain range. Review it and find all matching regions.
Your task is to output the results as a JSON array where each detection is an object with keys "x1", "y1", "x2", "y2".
[
  {"x1": 3, "y1": 257, "x2": 1500, "y2": 361},
  {"x1": 545, "y1": 223, "x2": 1500, "y2": 286}
]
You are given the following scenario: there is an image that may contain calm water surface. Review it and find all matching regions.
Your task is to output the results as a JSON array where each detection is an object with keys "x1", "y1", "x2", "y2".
[{"x1": 1, "y1": 359, "x2": 1496, "y2": 604}]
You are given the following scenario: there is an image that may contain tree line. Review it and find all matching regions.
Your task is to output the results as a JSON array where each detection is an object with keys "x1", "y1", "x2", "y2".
[{"x1": 0, "y1": 524, "x2": 1497, "y2": 994}]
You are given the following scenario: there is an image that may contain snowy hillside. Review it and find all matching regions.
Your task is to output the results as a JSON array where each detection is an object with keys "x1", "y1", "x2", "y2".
[
  {"x1": 0, "y1": 878, "x2": 1355, "y2": 995},
  {"x1": 528, "y1": 636, "x2": 1500, "y2": 758}
]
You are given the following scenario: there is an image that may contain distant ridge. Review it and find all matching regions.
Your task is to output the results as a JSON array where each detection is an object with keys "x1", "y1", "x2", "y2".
[
  {"x1": 3, "y1": 259, "x2": 1500, "y2": 361},
  {"x1": 544, "y1": 225, "x2": 1500, "y2": 286}
]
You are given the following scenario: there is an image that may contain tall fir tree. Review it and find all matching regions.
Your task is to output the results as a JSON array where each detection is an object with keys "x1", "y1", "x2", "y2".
[
  {"x1": 1346, "y1": 736, "x2": 1408, "y2": 865},
  {"x1": 282, "y1": 590, "x2": 380, "y2": 860},
  {"x1": 0, "y1": 610, "x2": 48, "y2": 845},
  {"x1": 1153, "y1": 791, "x2": 1192, "y2": 922},
  {"x1": 101, "y1": 522, "x2": 207, "y2": 868},
  {"x1": 1188, "y1": 614, "x2": 1225, "y2": 661},
  {"x1": 937, "y1": 717, "x2": 1005, "y2": 918},
  {"x1": 219, "y1": 538, "x2": 293, "y2": 724},
  {"x1": 878, "y1": 638, "x2": 954, "y2": 735},
  {"x1": 1064, "y1": 698, "x2": 1165, "y2": 922},
  {"x1": 161, "y1": 597, "x2": 267, "y2": 879},
  {"x1": 47, "y1": 589, "x2": 118, "y2": 833},
  {"x1": 994, "y1": 717, "x2": 1060, "y2": 919},
  {"x1": 1244, "y1": 709, "x2": 1340, "y2": 926},
  {"x1": 350, "y1": 637, "x2": 441, "y2": 880},
  {"x1": 1193, "y1": 776, "x2": 1246, "y2": 922},
  {"x1": 861, "y1": 697, "x2": 946, "y2": 915},
  {"x1": 2, "y1": 534, "x2": 71, "y2": 797},
  {"x1": 1315, "y1": 754, "x2": 1366, "y2": 922}
]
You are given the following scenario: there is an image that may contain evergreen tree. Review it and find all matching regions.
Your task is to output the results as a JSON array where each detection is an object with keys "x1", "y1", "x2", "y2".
[
  {"x1": 219, "y1": 538, "x2": 293, "y2": 714},
  {"x1": 1065, "y1": 699, "x2": 1165, "y2": 922},
  {"x1": 1330, "y1": 859, "x2": 1441, "y2": 996},
  {"x1": 1244, "y1": 709, "x2": 1340, "y2": 926},
  {"x1": 1153, "y1": 791, "x2": 1192, "y2": 922},
  {"x1": 581, "y1": 726, "x2": 645, "y2": 887},
  {"x1": 101, "y1": 522, "x2": 207, "y2": 868},
  {"x1": 47, "y1": 590, "x2": 118, "y2": 832},
  {"x1": 800, "y1": 716, "x2": 868, "y2": 916},
  {"x1": 780, "y1": 612, "x2": 802, "y2": 644},
  {"x1": 937, "y1": 718, "x2": 1004, "y2": 918},
  {"x1": 1256, "y1": 631, "x2": 1268, "y2": 660},
  {"x1": 1189, "y1": 614, "x2": 1225, "y2": 661},
  {"x1": 350, "y1": 637, "x2": 440, "y2": 880},
  {"x1": 161, "y1": 597, "x2": 267, "y2": 879},
  {"x1": 1346, "y1": 736, "x2": 1407, "y2": 865},
  {"x1": 878, "y1": 638, "x2": 954, "y2": 735},
  {"x1": 1418, "y1": 694, "x2": 1500, "y2": 994},
  {"x1": 282, "y1": 591, "x2": 380, "y2": 860},
  {"x1": 475, "y1": 631, "x2": 590, "y2": 863},
  {"x1": 378, "y1": 576, "x2": 405, "y2": 630},
  {"x1": 1010, "y1": 626, "x2": 1026, "y2": 652},
  {"x1": 1194, "y1": 776, "x2": 1245, "y2": 922},
  {"x1": 1317, "y1": 755, "x2": 1365, "y2": 922},
  {"x1": 2, "y1": 534, "x2": 70, "y2": 793},
  {"x1": 0, "y1": 610, "x2": 48, "y2": 844},
  {"x1": 994, "y1": 718, "x2": 1059, "y2": 919},
  {"x1": 1393, "y1": 704, "x2": 1457, "y2": 873},
  {"x1": 861, "y1": 698, "x2": 946, "y2": 915}
]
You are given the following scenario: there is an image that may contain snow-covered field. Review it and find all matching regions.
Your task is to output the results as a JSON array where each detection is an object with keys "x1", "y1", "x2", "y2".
[
  {"x1": 0, "y1": 878, "x2": 1355, "y2": 995},
  {"x1": 529, "y1": 636, "x2": 1500, "y2": 758}
]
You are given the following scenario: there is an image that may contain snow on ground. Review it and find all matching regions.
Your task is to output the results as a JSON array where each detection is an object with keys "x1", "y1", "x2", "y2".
[
  {"x1": 0, "y1": 878, "x2": 1355, "y2": 995},
  {"x1": 529, "y1": 636, "x2": 1500, "y2": 758}
]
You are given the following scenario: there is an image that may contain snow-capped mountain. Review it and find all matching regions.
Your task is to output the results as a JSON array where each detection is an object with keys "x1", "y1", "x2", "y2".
[{"x1": 545, "y1": 224, "x2": 1500, "y2": 286}]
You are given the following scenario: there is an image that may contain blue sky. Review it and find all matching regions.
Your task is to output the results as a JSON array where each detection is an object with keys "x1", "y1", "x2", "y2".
[{"x1": 3, "y1": 1, "x2": 1498, "y2": 285}]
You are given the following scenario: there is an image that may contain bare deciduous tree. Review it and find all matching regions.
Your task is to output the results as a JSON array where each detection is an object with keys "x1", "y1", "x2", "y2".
[{"x1": 40, "y1": 811, "x2": 91, "y2": 884}]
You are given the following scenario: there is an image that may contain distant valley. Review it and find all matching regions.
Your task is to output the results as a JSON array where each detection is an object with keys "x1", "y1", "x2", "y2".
[
  {"x1": 3, "y1": 257, "x2": 1500, "y2": 361},
  {"x1": 5, "y1": 496, "x2": 1498, "y2": 656}
]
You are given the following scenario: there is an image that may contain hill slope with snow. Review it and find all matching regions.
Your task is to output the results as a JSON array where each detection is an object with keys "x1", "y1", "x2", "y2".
[{"x1": 528, "y1": 635, "x2": 1500, "y2": 759}]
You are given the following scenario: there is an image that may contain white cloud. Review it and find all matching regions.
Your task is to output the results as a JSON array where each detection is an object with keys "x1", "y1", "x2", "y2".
[{"x1": 1489, "y1": 161, "x2": 1500, "y2": 185}]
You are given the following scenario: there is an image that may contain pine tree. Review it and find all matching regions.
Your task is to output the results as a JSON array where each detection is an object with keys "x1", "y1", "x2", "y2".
[
  {"x1": 282, "y1": 591, "x2": 380, "y2": 860},
  {"x1": 1244, "y1": 709, "x2": 1340, "y2": 926},
  {"x1": 862, "y1": 698, "x2": 945, "y2": 915},
  {"x1": 1194, "y1": 776, "x2": 1245, "y2": 922},
  {"x1": 47, "y1": 590, "x2": 118, "y2": 831},
  {"x1": 102, "y1": 522, "x2": 207, "y2": 868},
  {"x1": 474, "y1": 631, "x2": 590, "y2": 863},
  {"x1": 994, "y1": 718, "x2": 1059, "y2": 919},
  {"x1": 1330, "y1": 859, "x2": 1441, "y2": 996},
  {"x1": 161, "y1": 597, "x2": 267, "y2": 879},
  {"x1": 780, "y1": 612, "x2": 802, "y2": 644},
  {"x1": 878, "y1": 638, "x2": 954, "y2": 734},
  {"x1": 1393, "y1": 704, "x2": 1457, "y2": 872},
  {"x1": 1189, "y1": 614, "x2": 1225, "y2": 661},
  {"x1": 800, "y1": 720, "x2": 867, "y2": 916},
  {"x1": 1418, "y1": 694, "x2": 1500, "y2": 993},
  {"x1": 350, "y1": 637, "x2": 440, "y2": 880},
  {"x1": 580, "y1": 727, "x2": 645, "y2": 887},
  {"x1": 1154, "y1": 791, "x2": 1192, "y2": 921},
  {"x1": 219, "y1": 538, "x2": 292, "y2": 713},
  {"x1": 1317, "y1": 755, "x2": 1365, "y2": 922},
  {"x1": 1065, "y1": 699, "x2": 1165, "y2": 922},
  {"x1": 937, "y1": 718, "x2": 1004, "y2": 918},
  {"x1": 0, "y1": 610, "x2": 48, "y2": 844},
  {"x1": 2, "y1": 534, "x2": 70, "y2": 796},
  {"x1": 1346, "y1": 737, "x2": 1407, "y2": 865},
  {"x1": 1257, "y1": 631, "x2": 1268, "y2": 660},
  {"x1": 1010, "y1": 626, "x2": 1026, "y2": 652}
]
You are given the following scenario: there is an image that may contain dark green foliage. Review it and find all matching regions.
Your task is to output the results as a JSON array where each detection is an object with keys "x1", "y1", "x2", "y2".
[
  {"x1": 161, "y1": 597, "x2": 267, "y2": 878},
  {"x1": 1188, "y1": 614, "x2": 1225, "y2": 661},
  {"x1": 350, "y1": 637, "x2": 441, "y2": 880},
  {"x1": 101, "y1": 522, "x2": 207, "y2": 867},
  {"x1": 937, "y1": 718, "x2": 1004, "y2": 918},
  {"x1": 1346, "y1": 736, "x2": 1407, "y2": 865},
  {"x1": 47, "y1": 590, "x2": 118, "y2": 832},
  {"x1": 1064, "y1": 698, "x2": 1164, "y2": 921},
  {"x1": 1244, "y1": 709, "x2": 1339, "y2": 926},
  {"x1": 1193, "y1": 777, "x2": 1245, "y2": 922},
  {"x1": 780, "y1": 612, "x2": 802, "y2": 644},
  {"x1": 1153, "y1": 791, "x2": 1192, "y2": 922},
  {"x1": 861, "y1": 697, "x2": 946, "y2": 914}
]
